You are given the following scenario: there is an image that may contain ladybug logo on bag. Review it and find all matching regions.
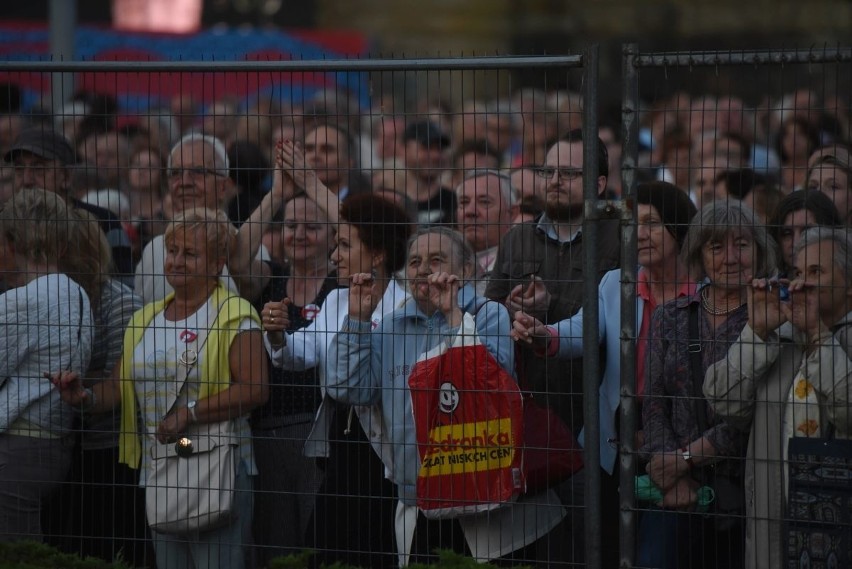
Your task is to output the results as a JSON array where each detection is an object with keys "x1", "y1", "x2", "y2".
[{"x1": 439, "y1": 382, "x2": 460, "y2": 414}]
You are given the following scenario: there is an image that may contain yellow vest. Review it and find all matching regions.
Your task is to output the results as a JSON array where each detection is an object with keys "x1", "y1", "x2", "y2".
[{"x1": 118, "y1": 285, "x2": 260, "y2": 469}]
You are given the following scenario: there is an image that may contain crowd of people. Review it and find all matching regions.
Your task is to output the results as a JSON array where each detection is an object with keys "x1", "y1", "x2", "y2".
[{"x1": 0, "y1": 79, "x2": 850, "y2": 569}]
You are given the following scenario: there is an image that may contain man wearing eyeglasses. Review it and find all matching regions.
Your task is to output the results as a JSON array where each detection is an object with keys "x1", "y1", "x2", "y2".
[
  {"x1": 484, "y1": 128, "x2": 621, "y2": 565},
  {"x1": 135, "y1": 133, "x2": 285, "y2": 304},
  {"x1": 4, "y1": 127, "x2": 135, "y2": 286}
]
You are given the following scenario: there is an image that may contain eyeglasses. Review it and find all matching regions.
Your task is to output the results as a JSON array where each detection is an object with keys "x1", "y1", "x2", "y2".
[
  {"x1": 167, "y1": 167, "x2": 227, "y2": 180},
  {"x1": 534, "y1": 167, "x2": 583, "y2": 181}
]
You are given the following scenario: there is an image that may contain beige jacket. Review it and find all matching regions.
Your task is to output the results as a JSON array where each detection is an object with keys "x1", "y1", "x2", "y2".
[{"x1": 703, "y1": 313, "x2": 852, "y2": 569}]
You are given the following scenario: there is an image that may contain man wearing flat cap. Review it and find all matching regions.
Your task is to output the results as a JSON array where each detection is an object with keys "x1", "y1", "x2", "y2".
[
  {"x1": 402, "y1": 120, "x2": 456, "y2": 226},
  {"x1": 4, "y1": 127, "x2": 134, "y2": 283}
]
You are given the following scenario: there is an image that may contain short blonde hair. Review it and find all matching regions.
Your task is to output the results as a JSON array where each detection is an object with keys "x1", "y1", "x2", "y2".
[
  {"x1": 164, "y1": 207, "x2": 235, "y2": 264},
  {"x1": 0, "y1": 188, "x2": 71, "y2": 265}
]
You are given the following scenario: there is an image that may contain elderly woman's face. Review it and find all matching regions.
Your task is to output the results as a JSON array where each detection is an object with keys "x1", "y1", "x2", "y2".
[
  {"x1": 406, "y1": 232, "x2": 465, "y2": 304},
  {"x1": 701, "y1": 229, "x2": 756, "y2": 289},
  {"x1": 164, "y1": 227, "x2": 223, "y2": 290},
  {"x1": 794, "y1": 239, "x2": 852, "y2": 326}
]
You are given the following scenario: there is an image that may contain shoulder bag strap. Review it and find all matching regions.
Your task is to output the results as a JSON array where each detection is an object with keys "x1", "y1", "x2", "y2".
[
  {"x1": 163, "y1": 296, "x2": 232, "y2": 414},
  {"x1": 687, "y1": 302, "x2": 709, "y2": 433},
  {"x1": 75, "y1": 288, "x2": 85, "y2": 373}
]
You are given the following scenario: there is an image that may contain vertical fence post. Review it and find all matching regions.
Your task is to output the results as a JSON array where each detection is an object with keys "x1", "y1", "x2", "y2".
[
  {"x1": 581, "y1": 43, "x2": 603, "y2": 569},
  {"x1": 49, "y1": 0, "x2": 76, "y2": 109},
  {"x1": 619, "y1": 42, "x2": 640, "y2": 569}
]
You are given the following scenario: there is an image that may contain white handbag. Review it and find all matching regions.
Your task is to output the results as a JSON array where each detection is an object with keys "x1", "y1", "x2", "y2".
[
  {"x1": 144, "y1": 297, "x2": 239, "y2": 535},
  {"x1": 146, "y1": 419, "x2": 238, "y2": 534}
]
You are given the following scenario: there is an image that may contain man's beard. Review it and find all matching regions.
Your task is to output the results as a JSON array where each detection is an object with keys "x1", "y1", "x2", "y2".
[{"x1": 545, "y1": 201, "x2": 584, "y2": 222}]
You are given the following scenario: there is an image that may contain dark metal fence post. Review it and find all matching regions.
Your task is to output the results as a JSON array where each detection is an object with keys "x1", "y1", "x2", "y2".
[
  {"x1": 581, "y1": 42, "x2": 603, "y2": 569},
  {"x1": 49, "y1": 0, "x2": 76, "y2": 107},
  {"x1": 618, "y1": 42, "x2": 640, "y2": 569}
]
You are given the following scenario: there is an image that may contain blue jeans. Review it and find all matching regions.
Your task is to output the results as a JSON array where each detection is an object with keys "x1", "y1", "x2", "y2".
[
  {"x1": 152, "y1": 462, "x2": 253, "y2": 569},
  {"x1": 636, "y1": 508, "x2": 743, "y2": 569},
  {"x1": 637, "y1": 509, "x2": 680, "y2": 568}
]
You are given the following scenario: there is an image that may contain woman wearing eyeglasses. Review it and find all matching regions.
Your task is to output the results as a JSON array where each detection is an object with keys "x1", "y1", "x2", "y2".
[{"x1": 54, "y1": 207, "x2": 269, "y2": 569}]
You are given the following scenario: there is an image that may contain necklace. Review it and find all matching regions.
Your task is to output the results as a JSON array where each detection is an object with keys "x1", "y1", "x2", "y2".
[{"x1": 700, "y1": 288, "x2": 744, "y2": 316}]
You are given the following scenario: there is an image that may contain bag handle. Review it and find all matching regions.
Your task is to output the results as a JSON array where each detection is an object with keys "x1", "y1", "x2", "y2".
[{"x1": 687, "y1": 302, "x2": 709, "y2": 433}]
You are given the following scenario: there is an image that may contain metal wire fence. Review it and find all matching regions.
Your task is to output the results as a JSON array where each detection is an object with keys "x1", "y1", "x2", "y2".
[{"x1": 0, "y1": 45, "x2": 850, "y2": 569}]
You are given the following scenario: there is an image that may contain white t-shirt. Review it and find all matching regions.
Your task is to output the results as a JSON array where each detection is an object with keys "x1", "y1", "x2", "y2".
[{"x1": 130, "y1": 296, "x2": 257, "y2": 484}]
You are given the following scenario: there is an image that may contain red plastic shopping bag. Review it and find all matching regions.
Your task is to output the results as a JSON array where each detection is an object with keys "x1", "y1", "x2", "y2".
[{"x1": 409, "y1": 313, "x2": 524, "y2": 518}]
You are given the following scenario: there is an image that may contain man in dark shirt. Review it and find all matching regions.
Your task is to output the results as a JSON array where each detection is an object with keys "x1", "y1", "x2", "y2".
[
  {"x1": 5, "y1": 127, "x2": 134, "y2": 285},
  {"x1": 402, "y1": 120, "x2": 456, "y2": 226},
  {"x1": 486, "y1": 129, "x2": 620, "y2": 432},
  {"x1": 485, "y1": 128, "x2": 621, "y2": 565}
]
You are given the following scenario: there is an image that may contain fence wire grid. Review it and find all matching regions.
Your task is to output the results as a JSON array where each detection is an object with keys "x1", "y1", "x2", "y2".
[{"x1": 0, "y1": 46, "x2": 849, "y2": 569}]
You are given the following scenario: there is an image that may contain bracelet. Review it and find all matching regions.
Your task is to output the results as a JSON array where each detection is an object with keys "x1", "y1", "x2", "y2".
[
  {"x1": 80, "y1": 387, "x2": 96, "y2": 412},
  {"x1": 187, "y1": 400, "x2": 199, "y2": 424},
  {"x1": 680, "y1": 446, "x2": 695, "y2": 471}
]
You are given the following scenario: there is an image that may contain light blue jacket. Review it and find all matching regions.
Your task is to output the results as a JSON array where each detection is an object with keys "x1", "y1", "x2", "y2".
[
  {"x1": 550, "y1": 268, "x2": 643, "y2": 475},
  {"x1": 326, "y1": 284, "x2": 514, "y2": 504}
]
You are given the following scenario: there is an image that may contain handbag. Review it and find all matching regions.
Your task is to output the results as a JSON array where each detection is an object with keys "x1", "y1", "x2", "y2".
[
  {"x1": 520, "y1": 383, "x2": 584, "y2": 493},
  {"x1": 144, "y1": 298, "x2": 238, "y2": 535},
  {"x1": 146, "y1": 419, "x2": 238, "y2": 535},
  {"x1": 409, "y1": 312, "x2": 525, "y2": 519},
  {"x1": 786, "y1": 424, "x2": 852, "y2": 567}
]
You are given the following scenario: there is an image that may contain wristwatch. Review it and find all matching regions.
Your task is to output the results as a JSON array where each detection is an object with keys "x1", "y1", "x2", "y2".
[
  {"x1": 680, "y1": 446, "x2": 695, "y2": 470},
  {"x1": 187, "y1": 400, "x2": 199, "y2": 424}
]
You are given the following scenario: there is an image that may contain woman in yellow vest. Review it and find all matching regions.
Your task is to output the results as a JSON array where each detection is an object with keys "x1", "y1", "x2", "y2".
[{"x1": 52, "y1": 207, "x2": 269, "y2": 569}]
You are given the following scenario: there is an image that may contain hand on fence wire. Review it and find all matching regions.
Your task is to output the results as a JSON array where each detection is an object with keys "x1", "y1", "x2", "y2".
[
  {"x1": 427, "y1": 272, "x2": 463, "y2": 327},
  {"x1": 748, "y1": 277, "x2": 789, "y2": 340},
  {"x1": 510, "y1": 310, "x2": 551, "y2": 353},
  {"x1": 506, "y1": 276, "x2": 551, "y2": 318},
  {"x1": 348, "y1": 272, "x2": 381, "y2": 322},
  {"x1": 783, "y1": 277, "x2": 831, "y2": 345},
  {"x1": 262, "y1": 299, "x2": 291, "y2": 332}
]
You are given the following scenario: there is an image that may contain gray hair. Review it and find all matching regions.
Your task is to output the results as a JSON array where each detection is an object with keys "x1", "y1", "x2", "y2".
[
  {"x1": 511, "y1": 88, "x2": 553, "y2": 112},
  {"x1": 407, "y1": 226, "x2": 476, "y2": 275},
  {"x1": 794, "y1": 226, "x2": 852, "y2": 278},
  {"x1": 485, "y1": 99, "x2": 522, "y2": 132},
  {"x1": 456, "y1": 168, "x2": 518, "y2": 207},
  {"x1": 168, "y1": 133, "x2": 229, "y2": 176},
  {"x1": 680, "y1": 200, "x2": 779, "y2": 281}
]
